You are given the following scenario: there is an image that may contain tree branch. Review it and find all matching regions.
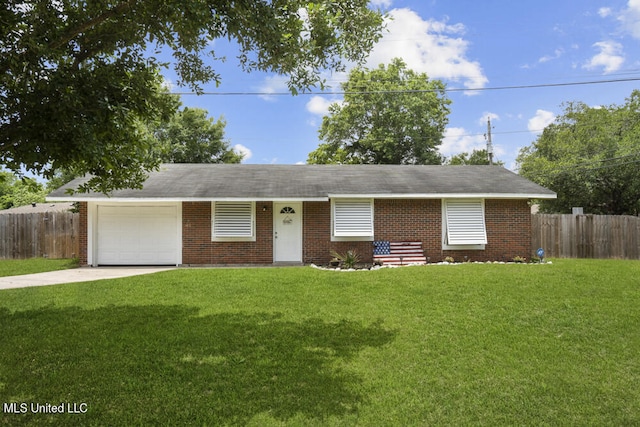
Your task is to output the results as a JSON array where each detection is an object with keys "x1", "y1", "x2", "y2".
[{"x1": 49, "y1": 0, "x2": 137, "y2": 52}]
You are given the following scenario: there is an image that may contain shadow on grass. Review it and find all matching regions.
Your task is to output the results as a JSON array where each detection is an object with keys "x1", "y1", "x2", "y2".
[{"x1": 0, "y1": 306, "x2": 396, "y2": 425}]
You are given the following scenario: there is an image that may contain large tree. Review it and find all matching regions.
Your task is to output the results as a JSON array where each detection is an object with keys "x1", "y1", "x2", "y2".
[
  {"x1": 1, "y1": 1, "x2": 384, "y2": 193},
  {"x1": 307, "y1": 58, "x2": 451, "y2": 165},
  {"x1": 155, "y1": 108, "x2": 243, "y2": 164},
  {"x1": 517, "y1": 90, "x2": 640, "y2": 215}
]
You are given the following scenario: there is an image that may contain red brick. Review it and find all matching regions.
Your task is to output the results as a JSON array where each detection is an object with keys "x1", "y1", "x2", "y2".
[
  {"x1": 79, "y1": 199, "x2": 533, "y2": 266},
  {"x1": 78, "y1": 202, "x2": 88, "y2": 265},
  {"x1": 182, "y1": 202, "x2": 273, "y2": 265}
]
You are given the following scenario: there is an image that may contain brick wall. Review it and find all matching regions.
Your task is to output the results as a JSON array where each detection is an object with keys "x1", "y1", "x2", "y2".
[
  {"x1": 79, "y1": 198, "x2": 532, "y2": 266},
  {"x1": 303, "y1": 202, "x2": 330, "y2": 264},
  {"x1": 302, "y1": 202, "x2": 374, "y2": 265},
  {"x1": 442, "y1": 199, "x2": 532, "y2": 262},
  {"x1": 304, "y1": 199, "x2": 441, "y2": 265},
  {"x1": 182, "y1": 201, "x2": 273, "y2": 265},
  {"x1": 375, "y1": 199, "x2": 441, "y2": 258},
  {"x1": 78, "y1": 202, "x2": 88, "y2": 265},
  {"x1": 486, "y1": 199, "x2": 532, "y2": 260},
  {"x1": 182, "y1": 202, "x2": 212, "y2": 264},
  {"x1": 303, "y1": 199, "x2": 531, "y2": 265}
]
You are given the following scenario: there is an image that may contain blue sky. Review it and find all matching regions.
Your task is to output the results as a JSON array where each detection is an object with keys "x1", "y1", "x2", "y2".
[{"x1": 161, "y1": 0, "x2": 640, "y2": 170}]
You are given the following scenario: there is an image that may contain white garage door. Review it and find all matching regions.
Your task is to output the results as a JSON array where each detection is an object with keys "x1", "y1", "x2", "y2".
[{"x1": 97, "y1": 205, "x2": 179, "y2": 265}]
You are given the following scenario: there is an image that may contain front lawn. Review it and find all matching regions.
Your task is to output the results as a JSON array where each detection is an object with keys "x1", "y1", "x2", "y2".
[
  {"x1": 0, "y1": 258, "x2": 78, "y2": 277},
  {"x1": 1, "y1": 259, "x2": 639, "y2": 426}
]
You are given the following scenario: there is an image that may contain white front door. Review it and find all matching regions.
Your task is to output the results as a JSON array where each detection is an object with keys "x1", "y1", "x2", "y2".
[{"x1": 273, "y1": 202, "x2": 302, "y2": 263}]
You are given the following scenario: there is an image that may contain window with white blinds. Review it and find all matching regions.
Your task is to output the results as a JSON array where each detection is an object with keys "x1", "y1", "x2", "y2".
[
  {"x1": 443, "y1": 199, "x2": 487, "y2": 246},
  {"x1": 332, "y1": 199, "x2": 374, "y2": 239},
  {"x1": 212, "y1": 202, "x2": 255, "y2": 241}
]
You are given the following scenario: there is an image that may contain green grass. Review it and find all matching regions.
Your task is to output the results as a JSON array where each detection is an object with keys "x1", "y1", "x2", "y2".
[
  {"x1": 1, "y1": 259, "x2": 639, "y2": 426},
  {"x1": 0, "y1": 258, "x2": 78, "y2": 277}
]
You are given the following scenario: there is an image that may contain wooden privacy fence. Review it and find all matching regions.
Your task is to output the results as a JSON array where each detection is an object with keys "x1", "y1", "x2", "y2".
[
  {"x1": 0, "y1": 212, "x2": 79, "y2": 259},
  {"x1": 532, "y1": 214, "x2": 640, "y2": 259},
  {"x1": 1, "y1": 211, "x2": 639, "y2": 261}
]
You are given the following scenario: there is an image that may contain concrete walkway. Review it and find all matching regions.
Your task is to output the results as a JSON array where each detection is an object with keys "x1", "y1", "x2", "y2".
[{"x1": 0, "y1": 267, "x2": 176, "y2": 290}]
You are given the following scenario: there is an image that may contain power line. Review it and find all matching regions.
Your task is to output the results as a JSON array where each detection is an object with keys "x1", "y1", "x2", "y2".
[
  {"x1": 170, "y1": 76, "x2": 640, "y2": 96},
  {"x1": 443, "y1": 128, "x2": 544, "y2": 139},
  {"x1": 523, "y1": 151, "x2": 640, "y2": 179},
  {"x1": 528, "y1": 158, "x2": 640, "y2": 180}
]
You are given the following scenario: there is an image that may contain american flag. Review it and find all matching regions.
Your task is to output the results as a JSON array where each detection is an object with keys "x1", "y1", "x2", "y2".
[{"x1": 373, "y1": 240, "x2": 391, "y2": 255}]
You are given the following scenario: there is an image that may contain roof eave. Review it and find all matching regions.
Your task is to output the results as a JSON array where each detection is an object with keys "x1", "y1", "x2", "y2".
[
  {"x1": 48, "y1": 193, "x2": 557, "y2": 202},
  {"x1": 328, "y1": 193, "x2": 557, "y2": 199},
  {"x1": 46, "y1": 196, "x2": 331, "y2": 203}
]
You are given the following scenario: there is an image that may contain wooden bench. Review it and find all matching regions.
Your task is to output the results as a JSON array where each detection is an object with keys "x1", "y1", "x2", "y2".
[{"x1": 373, "y1": 241, "x2": 427, "y2": 266}]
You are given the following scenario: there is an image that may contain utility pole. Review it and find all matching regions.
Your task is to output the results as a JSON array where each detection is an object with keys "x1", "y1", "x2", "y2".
[{"x1": 486, "y1": 117, "x2": 494, "y2": 165}]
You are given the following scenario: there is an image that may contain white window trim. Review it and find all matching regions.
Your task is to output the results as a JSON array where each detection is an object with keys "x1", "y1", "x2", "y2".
[
  {"x1": 212, "y1": 201, "x2": 256, "y2": 242},
  {"x1": 331, "y1": 198, "x2": 374, "y2": 242},
  {"x1": 442, "y1": 199, "x2": 487, "y2": 250}
]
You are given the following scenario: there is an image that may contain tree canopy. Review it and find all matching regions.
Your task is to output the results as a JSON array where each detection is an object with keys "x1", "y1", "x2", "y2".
[
  {"x1": 445, "y1": 149, "x2": 503, "y2": 166},
  {"x1": 0, "y1": 171, "x2": 47, "y2": 209},
  {"x1": 307, "y1": 58, "x2": 451, "y2": 165},
  {"x1": 517, "y1": 90, "x2": 640, "y2": 215},
  {"x1": 155, "y1": 108, "x2": 243, "y2": 164},
  {"x1": 1, "y1": 0, "x2": 384, "y2": 193}
]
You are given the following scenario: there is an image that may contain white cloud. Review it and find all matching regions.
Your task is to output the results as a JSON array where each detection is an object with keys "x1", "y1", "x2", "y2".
[
  {"x1": 618, "y1": 0, "x2": 640, "y2": 38},
  {"x1": 477, "y1": 112, "x2": 499, "y2": 126},
  {"x1": 583, "y1": 41, "x2": 624, "y2": 73},
  {"x1": 528, "y1": 110, "x2": 555, "y2": 134},
  {"x1": 234, "y1": 144, "x2": 253, "y2": 162},
  {"x1": 598, "y1": 7, "x2": 613, "y2": 18},
  {"x1": 262, "y1": 7, "x2": 488, "y2": 100},
  {"x1": 440, "y1": 127, "x2": 506, "y2": 160},
  {"x1": 521, "y1": 48, "x2": 564, "y2": 69},
  {"x1": 539, "y1": 48, "x2": 564, "y2": 63},
  {"x1": 440, "y1": 127, "x2": 486, "y2": 157},
  {"x1": 257, "y1": 75, "x2": 289, "y2": 101},
  {"x1": 369, "y1": 0, "x2": 393, "y2": 8},
  {"x1": 366, "y1": 8, "x2": 488, "y2": 93},
  {"x1": 306, "y1": 96, "x2": 337, "y2": 116},
  {"x1": 161, "y1": 77, "x2": 175, "y2": 92}
]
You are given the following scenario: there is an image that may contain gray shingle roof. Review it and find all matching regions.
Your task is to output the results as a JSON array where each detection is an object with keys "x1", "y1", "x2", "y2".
[{"x1": 47, "y1": 164, "x2": 556, "y2": 200}]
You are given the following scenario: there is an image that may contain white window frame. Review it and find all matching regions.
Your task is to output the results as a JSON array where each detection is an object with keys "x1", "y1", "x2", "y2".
[
  {"x1": 331, "y1": 198, "x2": 374, "y2": 241},
  {"x1": 212, "y1": 201, "x2": 256, "y2": 242},
  {"x1": 442, "y1": 199, "x2": 487, "y2": 250}
]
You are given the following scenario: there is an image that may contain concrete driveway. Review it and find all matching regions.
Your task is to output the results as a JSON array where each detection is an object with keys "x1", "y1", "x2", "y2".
[{"x1": 0, "y1": 267, "x2": 176, "y2": 290}]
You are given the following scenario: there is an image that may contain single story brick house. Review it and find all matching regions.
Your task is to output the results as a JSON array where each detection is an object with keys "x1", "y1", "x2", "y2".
[{"x1": 47, "y1": 164, "x2": 556, "y2": 266}]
